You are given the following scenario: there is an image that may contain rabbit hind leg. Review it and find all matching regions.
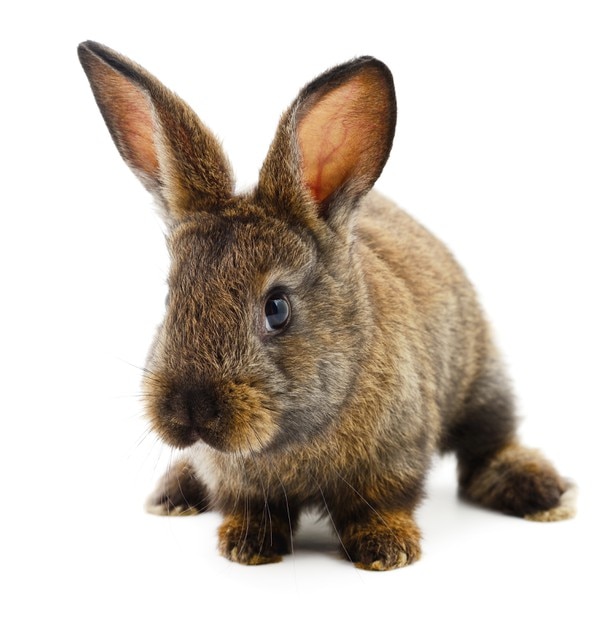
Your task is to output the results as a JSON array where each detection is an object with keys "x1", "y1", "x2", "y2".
[{"x1": 443, "y1": 370, "x2": 575, "y2": 521}]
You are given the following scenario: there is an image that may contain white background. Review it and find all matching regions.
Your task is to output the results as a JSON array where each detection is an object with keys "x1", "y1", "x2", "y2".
[{"x1": 2, "y1": 1, "x2": 613, "y2": 624}]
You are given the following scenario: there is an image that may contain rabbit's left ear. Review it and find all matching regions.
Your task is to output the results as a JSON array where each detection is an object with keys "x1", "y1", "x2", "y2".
[
  {"x1": 78, "y1": 41, "x2": 233, "y2": 223},
  {"x1": 258, "y1": 57, "x2": 396, "y2": 227}
]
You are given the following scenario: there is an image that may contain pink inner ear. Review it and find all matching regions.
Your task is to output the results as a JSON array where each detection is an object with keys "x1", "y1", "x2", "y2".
[
  {"x1": 298, "y1": 80, "x2": 361, "y2": 203},
  {"x1": 94, "y1": 64, "x2": 160, "y2": 181},
  {"x1": 297, "y1": 74, "x2": 385, "y2": 205}
]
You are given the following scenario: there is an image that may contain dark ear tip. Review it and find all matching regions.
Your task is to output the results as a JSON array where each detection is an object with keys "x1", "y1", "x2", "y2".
[
  {"x1": 300, "y1": 55, "x2": 396, "y2": 106},
  {"x1": 77, "y1": 41, "x2": 90, "y2": 61},
  {"x1": 77, "y1": 40, "x2": 101, "y2": 59},
  {"x1": 354, "y1": 56, "x2": 395, "y2": 89},
  {"x1": 342, "y1": 56, "x2": 393, "y2": 78},
  {"x1": 353, "y1": 55, "x2": 389, "y2": 71},
  {"x1": 77, "y1": 41, "x2": 145, "y2": 87},
  {"x1": 78, "y1": 40, "x2": 107, "y2": 54},
  {"x1": 77, "y1": 41, "x2": 106, "y2": 70}
]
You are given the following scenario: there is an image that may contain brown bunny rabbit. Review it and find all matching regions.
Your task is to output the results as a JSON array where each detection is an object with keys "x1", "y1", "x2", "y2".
[{"x1": 78, "y1": 41, "x2": 575, "y2": 570}]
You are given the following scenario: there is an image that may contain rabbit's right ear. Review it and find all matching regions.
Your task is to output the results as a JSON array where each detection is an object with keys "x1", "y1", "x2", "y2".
[
  {"x1": 78, "y1": 41, "x2": 233, "y2": 223},
  {"x1": 257, "y1": 57, "x2": 396, "y2": 232}
]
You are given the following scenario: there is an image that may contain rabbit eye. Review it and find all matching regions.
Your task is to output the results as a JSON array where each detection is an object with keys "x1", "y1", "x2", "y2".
[{"x1": 264, "y1": 293, "x2": 291, "y2": 333}]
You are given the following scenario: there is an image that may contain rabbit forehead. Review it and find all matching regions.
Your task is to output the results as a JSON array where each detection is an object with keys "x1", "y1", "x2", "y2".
[{"x1": 166, "y1": 213, "x2": 317, "y2": 292}]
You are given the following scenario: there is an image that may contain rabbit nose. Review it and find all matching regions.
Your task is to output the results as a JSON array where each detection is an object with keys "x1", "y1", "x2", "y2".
[
  {"x1": 150, "y1": 379, "x2": 231, "y2": 450},
  {"x1": 180, "y1": 386, "x2": 220, "y2": 425}
]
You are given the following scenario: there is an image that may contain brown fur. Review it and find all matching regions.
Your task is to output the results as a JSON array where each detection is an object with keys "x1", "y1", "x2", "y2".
[
  {"x1": 145, "y1": 457, "x2": 211, "y2": 516},
  {"x1": 218, "y1": 504, "x2": 297, "y2": 565},
  {"x1": 341, "y1": 510, "x2": 422, "y2": 571},
  {"x1": 458, "y1": 442, "x2": 568, "y2": 517},
  {"x1": 78, "y1": 41, "x2": 575, "y2": 571}
]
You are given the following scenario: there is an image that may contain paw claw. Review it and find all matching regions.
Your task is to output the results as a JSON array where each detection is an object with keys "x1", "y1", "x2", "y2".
[
  {"x1": 343, "y1": 511, "x2": 421, "y2": 571},
  {"x1": 218, "y1": 513, "x2": 291, "y2": 566},
  {"x1": 355, "y1": 549, "x2": 410, "y2": 571},
  {"x1": 228, "y1": 546, "x2": 283, "y2": 566}
]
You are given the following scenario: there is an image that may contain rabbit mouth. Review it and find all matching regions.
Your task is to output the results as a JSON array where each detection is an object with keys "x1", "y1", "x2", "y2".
[{"x1": 144, "y1": 377, "x2": 280, "y2": 454}]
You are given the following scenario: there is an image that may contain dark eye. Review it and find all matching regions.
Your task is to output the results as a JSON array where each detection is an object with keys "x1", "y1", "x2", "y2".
[{"x1": 264, "y1": 293, "x2": 291, "y2": 333}]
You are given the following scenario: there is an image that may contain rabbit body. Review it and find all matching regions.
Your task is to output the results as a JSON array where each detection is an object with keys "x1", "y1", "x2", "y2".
[
  {"x1": 78, "y1": 41, "x2": 574, "y2": 570},
  {"x1": 182, "y1": 192, "x2": 489, "y2": 517}
]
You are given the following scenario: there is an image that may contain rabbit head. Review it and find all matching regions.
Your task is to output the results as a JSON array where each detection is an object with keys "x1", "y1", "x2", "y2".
[{"x1": 78, "y1": 42, "x2": 396, "y2": 455}]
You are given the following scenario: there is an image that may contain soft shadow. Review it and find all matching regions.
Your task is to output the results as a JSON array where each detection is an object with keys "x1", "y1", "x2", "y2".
[
  {"x1": 292, "y1": 512, "x2": 340, "y2": 556},
  {"x1": 417, "y1": 481, "x2": 508, "y2": 548}
]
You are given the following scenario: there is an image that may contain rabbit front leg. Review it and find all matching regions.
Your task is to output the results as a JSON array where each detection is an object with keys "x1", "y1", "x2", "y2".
[
  {"x1": 329, "y1": 476, "x2": 424, "y2": 570},
  {"x1": 336, "y1": 507, "x2": 422, "y2": 571},
  {"x1": 146, "y1": 458, "x2": 211, "y2": 516},
  {"x1": 325, "y1": 451, "x2": 427, "y2": 570},
  {"x1": 217, "y1": 499, "x2": 300, "y2": 565}
]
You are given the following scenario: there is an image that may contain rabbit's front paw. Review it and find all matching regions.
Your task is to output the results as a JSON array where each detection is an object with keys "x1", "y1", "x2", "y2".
[
  {"x1": 145, "y1": 459, "x2": 210, "y2": 516},
  {"x1": 341, "y1": 511, "x2": 421, "y2": 571},
  {"x1": 217, "y1": 512, "x2": 292, "y2": 565}
]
